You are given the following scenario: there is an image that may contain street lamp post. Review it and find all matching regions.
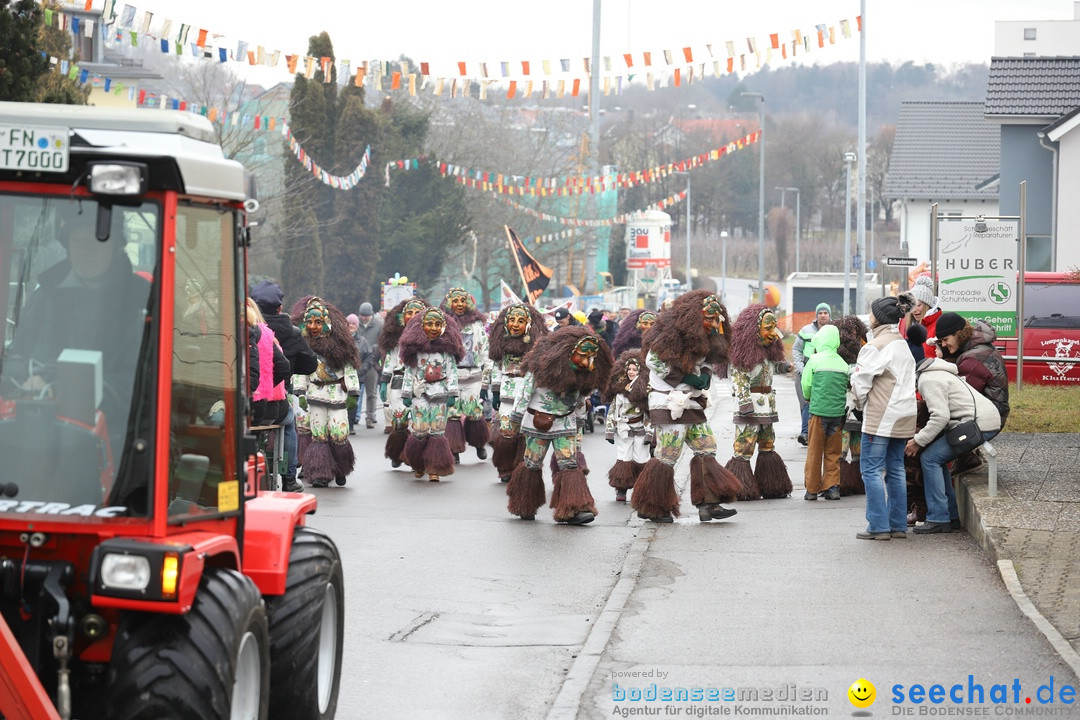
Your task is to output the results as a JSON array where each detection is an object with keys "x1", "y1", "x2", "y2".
[
  {"x1": 776, "y1": 186, "x2": 801, "y2": 273},
  {"x1": 843, "y1": 152, "x2": 857, "y2": 316},
  {"x1": 742, "y1": 92, "x2": 765, "y2": 299},
  {"x1": 674, "y1": 171, "x2": 692, "y2": 291}
]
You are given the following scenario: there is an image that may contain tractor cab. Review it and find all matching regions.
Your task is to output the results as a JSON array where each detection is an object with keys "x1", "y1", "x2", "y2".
[{"x1": 0, "y1": 102, "x2": 343, "y2": 720}]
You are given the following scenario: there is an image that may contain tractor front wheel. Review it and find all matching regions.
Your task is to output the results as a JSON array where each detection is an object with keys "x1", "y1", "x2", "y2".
[{"x1": 105, "y1": 567, "x2": 270, "y2": 720}]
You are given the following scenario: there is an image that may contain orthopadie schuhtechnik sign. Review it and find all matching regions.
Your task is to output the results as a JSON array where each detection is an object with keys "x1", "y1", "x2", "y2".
[{"x1": 936, "y1": 218, "x2": 1019, "y2": 336}]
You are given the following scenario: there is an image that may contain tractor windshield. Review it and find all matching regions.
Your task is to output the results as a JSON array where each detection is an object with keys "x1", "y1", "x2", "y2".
[{"x1": 0, "y1": 193, "x2": 158, "y2": 519}]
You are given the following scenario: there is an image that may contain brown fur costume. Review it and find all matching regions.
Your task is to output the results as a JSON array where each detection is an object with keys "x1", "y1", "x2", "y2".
[
  {"x1": 604, "y1": 350, "x2": 647, "y2": 493},
  {"x1": 725, "y1": 302, "x2": 791, "y2": 500},
  {"x1": 489, "y1": 303, "x2": 550, "y2": 478},
  {"x1": 631, "y1": 291, "x2": 742, "y2": 520},
  {"x1": 506, "y1": 326, "x2": 613, "y2": 521},
  {"x1": 612, "y1": 309, "x2": 653, "y2": 357},
  {"x1": 288, "y1": 296, "x2": 360, "y2": 484},
  {"x1": 397, "y1": 309, "x2": 464, "y2": 478},
  {"x1": 377, "y1": 298, "x2": 430, "y2": 358},
  {"x1": 836, "y1": 314, "x2": 869, "y2": 495},
  {"x1": 643, "y1": 289, "x2": 732, "y2": 375}
]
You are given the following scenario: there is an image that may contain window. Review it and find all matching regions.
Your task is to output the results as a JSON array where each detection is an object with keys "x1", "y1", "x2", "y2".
[{"x1": 1024, "y1": 27, "x2": 1037, "y2": 40}]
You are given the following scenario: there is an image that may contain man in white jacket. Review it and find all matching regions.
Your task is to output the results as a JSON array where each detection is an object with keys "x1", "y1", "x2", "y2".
[
  {"x1": 905, "y1": 357, "x2": 1002, "y2": 534},
  {"x1": 850, "y1": 294, "x2": 918, "y2": 540}
]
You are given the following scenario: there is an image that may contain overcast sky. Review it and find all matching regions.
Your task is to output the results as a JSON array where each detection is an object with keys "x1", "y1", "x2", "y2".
[{"x1": 95, "y1": 0, "x2": 1073, "y2": 83}]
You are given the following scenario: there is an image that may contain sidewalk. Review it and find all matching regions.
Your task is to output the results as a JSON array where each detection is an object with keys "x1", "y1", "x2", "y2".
[{"x1": 957, "y1": 432, "x2": 1080, "y2": 665}]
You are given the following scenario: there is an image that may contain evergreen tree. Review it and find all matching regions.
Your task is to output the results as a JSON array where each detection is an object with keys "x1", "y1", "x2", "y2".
[{"x1": 0, "y1": 0, "x2": 49, "y2": 101}]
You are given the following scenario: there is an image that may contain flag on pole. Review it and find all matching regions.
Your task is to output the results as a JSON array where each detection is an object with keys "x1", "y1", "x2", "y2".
[
  {"x1": 499, "y1": 279, "x2": 524, "y2": 309},
  {"x1": 505, "y1": 226, "x2": 553, "y2": 305}
]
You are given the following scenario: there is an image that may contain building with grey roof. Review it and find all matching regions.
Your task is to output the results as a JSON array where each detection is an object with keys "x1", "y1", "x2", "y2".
[{"x1": 884, "y1": 101, "x2": 1000, "y2": 266}]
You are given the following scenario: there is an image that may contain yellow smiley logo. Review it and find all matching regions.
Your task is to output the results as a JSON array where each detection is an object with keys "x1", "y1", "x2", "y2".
[{"x1": 848, "y1": 678, "x2": 876, "y2": 708}]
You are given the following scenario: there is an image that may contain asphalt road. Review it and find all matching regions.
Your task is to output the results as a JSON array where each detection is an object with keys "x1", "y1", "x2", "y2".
[{"x1": 306, "y1": 378, "x2": 1079, "y2": 719}]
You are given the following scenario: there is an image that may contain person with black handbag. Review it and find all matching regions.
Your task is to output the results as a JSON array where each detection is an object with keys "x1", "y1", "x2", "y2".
[{"x1": 905, "y1": 356, "x2": 1002, "y2": 533}]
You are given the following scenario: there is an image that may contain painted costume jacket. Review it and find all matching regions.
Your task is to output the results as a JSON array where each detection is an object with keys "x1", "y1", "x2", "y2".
[
  {"x1": 605, "y1": 392, "x2": 648, "y2": 440},
  {"x1": 645, "y1": 350, "x2": 710, "y2": 426},
  {"x1": 510, "y1": 372, "x2": 588, "y2": 439},
  {"x1": 492, "y1": 352, "x2": 528, "y2": 408},
  {"x1": 402, "y1": 352, "x2": 459, "y2": 402},
  {"x1": 380, "y1": 347, "x2": 407, "y2": 391},
  {"x1": 731, "y1": 360, "x2": 788, "y2": 425},
  {"x1": 456, "y1": 318, "x2": 493, "y2": 387},
  {"x1": 294, "y1": 355, "x2": 360, "y2": 407}
]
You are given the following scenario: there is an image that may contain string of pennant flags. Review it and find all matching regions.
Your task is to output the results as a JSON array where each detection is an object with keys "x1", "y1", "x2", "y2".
[
  {"x1": 501, "y1": 190, "x2": 688, "y2": 244},
  {"x1": 47, "y1": 1, "x2": 860, "y2": 101},
  {"x1": 283, "y1": 127, "x2": 371, "y2": 190},
  {"x1": 384, "y1": 130, "x2": 761, "y2": 196}
]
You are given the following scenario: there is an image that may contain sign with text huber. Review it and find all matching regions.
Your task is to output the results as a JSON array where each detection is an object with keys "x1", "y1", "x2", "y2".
[{"x1": 936, "y1": 218, "x2": 1018, "y2": 336}]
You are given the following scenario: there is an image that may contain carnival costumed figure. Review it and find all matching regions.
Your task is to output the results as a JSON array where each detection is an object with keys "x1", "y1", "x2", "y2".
[
  {"x1": 291, "y1": 297, "x2": 361, "y2": 488},
  {"x1": 604, "y1": 350, "x2": 651, "y2": 502},
  {"x1": 505, "y1": 326, "x2": 613, "y2": 525},
  {"x1": 378, "y1": 298, "x2": 428, "y2": 468},
  {"x1": 630, "y1": 290, "x2": 743, "y2": 523},
  {"x1": 400, "y1": 307, "x2": 464, "y2": 481},
  {"x1": 488, "y1": 302, "x2": 549, "y2": 482},
  {"x1": 441, "y1": 287, "x2": 492, "y2": 462},
  {"x1": 610, "y1": 309, "x2": 657, "y2": 358},
  {"x1": 725, "y1": 303, "x2": 795, "y2": 500},
  {"x1": 836, "y1": 314, "x2": 870, "y2": 495}
]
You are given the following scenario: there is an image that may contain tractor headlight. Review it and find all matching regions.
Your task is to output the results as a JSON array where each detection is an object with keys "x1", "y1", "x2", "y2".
[
  {"x1": 99, "y1": 553, "x2": 151, "y2": 591},
  {"x1": 88, "y1": 162, "x2": 147, "y2": 195},
  {"x1": 90, "y1": 539, "x2": 188, "y2": 603}
]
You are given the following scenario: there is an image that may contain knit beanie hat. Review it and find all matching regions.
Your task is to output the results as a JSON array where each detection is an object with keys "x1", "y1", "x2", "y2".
[
  {"x1": 909, "y1": 276, "x2": 937, "y2": 308},
  {"x1": 359, "y1": 302, "x2": 374, "y2": 316},
  {"x1": 935, "y1": 311, "x2": 966, "y2": 340},
  {"x1": 346, "y1": 313, "x2": 359, "y2": 325},
  {"x1": 815, "y1": 302, "x2": 831, "y2": 314},
  {"x1": 907, "y1": 322, "x2": 928, "y2": 345},
  {"x1": 871, "y1": 293, "x2": 913, "y2": 325}
]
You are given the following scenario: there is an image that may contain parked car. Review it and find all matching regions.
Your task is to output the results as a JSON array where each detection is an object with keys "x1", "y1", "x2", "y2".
[{"x1": 999, "y1": 271, "x2": 1080, "y2": 385}]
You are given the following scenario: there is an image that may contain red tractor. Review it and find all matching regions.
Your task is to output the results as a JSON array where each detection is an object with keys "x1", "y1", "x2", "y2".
[{"x1": 0, "y1": 102, "x2": 344, "y2": 719}]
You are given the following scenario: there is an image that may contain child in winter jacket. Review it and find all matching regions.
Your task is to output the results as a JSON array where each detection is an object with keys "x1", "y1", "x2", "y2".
[{"x1": 801, "y1": 324, "x2": 850, "y2": 500}]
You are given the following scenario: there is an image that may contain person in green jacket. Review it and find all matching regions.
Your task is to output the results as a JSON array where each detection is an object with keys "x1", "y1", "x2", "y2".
[{"x1": 801, "y1": 324, "x2": 850, "y2": 501}]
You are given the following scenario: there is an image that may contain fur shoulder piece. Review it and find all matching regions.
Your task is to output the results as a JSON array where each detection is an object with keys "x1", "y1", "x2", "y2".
[
  {"x1": 604, "y1": 349, "x2": 644, "y2": 404},
  {"x1": 488, "y1": 303, "x2": 549, "y2": 362},
  {"x1": 611, "y1": 309, "x2": 646, "y2": 357},
  {"x1": 836, "y1": 315, "x2": 869, "y2": 365},
  {"x1": 377, "y1": 297, "x2": 429, "y2": 356},
  {"x1": 301, "y1": 298, "x2": 361, "y2": 370},
  {"x1": 441, "y1": 303, "x2": 487, "y2": 329},
  {"x1": 729, "y1": 302, "x2": 786, "y2": 371},
  {"x1": 522, "y1": 325, "x2": 613, "y2": 396},
  {"x1": 646, "y1": 289, "x2": 732, "y2": 374},
  {"x1": 398, "y1": 308, "x2": 465, "y2": 367}
]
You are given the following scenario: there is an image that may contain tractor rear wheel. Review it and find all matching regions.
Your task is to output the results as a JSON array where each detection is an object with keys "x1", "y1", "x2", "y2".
[
  {"x1": 105, "y1": 567, "x2": 270, "y2": 719},
  {"x1": 265, "y1": 527, "x2": 344, "y2": 720}
]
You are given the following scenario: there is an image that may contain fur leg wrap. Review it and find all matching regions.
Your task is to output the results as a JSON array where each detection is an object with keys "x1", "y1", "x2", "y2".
[
  {"x1": 550, "y1": 468, "x2": 598, "y2": 520},
  {"x1": 423, "y1": 435, "x2": 456, "y2": 476},
  {"x1": 302, "y1": 441, "x2": 336, "y2": 484},
  {"x1": 507, "y1": 464, "x2": 546, "y2": 516},
  {"x1": 491, "y1": 434, "x2": 521, "y2": 476},
  {"x1": 755, "y1": 450, "x2": 793, "y2": 499},
  {"x1": 549, "y1": 449, "x2": 588, "y2": 476},
  {"x1": 839, "y1": 457, "x2": 865, "y2": 495},
  {"x1": 385, "y1": 429, "x2": 409, "y2": 463},
  {"x1": 608, "y1": 460, "x2": 638, "y2": 490},
  {"x1": 630, "y1": 459, "x2": 680, "y2": 518},
  {"x1": 296, "y1": 431, "x2": 312, "y2": 468},
  {"x1": 689, "y1": 455, "x2": 745, "y2": 506},
  {"x1": 329, "y1": 439, "x2": 355, "y2": 477},
  {"x1": 725, "y1": 456, "x2": 759, "y2": 501},
  {"x1": 445, "y1": 418, "x2": 467, "y2": 453},
  {"x1": 403, "y1": 433, "x2": 428, "y2": 473},
  {"x1": 464, "y1": 418, "x2": 490, "y2": 449}
]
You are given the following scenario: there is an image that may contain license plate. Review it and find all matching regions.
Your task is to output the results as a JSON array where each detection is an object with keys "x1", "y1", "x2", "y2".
[{"x1": 0, "y1": 125, "x2": 69, "y2": 172}]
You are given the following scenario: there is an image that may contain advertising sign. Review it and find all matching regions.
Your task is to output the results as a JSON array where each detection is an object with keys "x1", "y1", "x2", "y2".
[
  {"x1": 625, "y1": 210, "x2": 672, "y2": 270},
  {"x1": 936, "y1": 218, "x2": 1019, "y2": 336}
]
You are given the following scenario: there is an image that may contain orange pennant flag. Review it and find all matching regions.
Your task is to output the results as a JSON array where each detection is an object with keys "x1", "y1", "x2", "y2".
[
  {"x1": 197, "y1": 29, "x2": 208, "y2": 47},
  {"x1": 506, "y1": 80, "x2": 517, "y2": 99},
  {"x1": 782, "y1": 43, "x2": 787, "y2": 59},
  {"x1": 683, "y1": 47, "x2": 693, "y2": 63},
  {"x1": 623, "y1": 53, "x2": 633, "y2": 68},
  {"x1": 247, "y1": 50, "x2": 256, "y2": 65},
  {"x1": 857, "y1": 15, "x2": 862, "y2": 31},
  {"x1": 391, "y1": 71, "x2": 401, "y2": 89},
  {"x1": 420, "y1": 62, "x2": 429, "y2": 75},
  {"x1": 355, "y1": 67, "x2": 365, "y2": 86},
  {"x1": 673, "y1": 68, "x2": 681, "y2": 86},
  {"x1": 770, "y1": 33, "x2": 779, "y2": 49},
  {"x1": 458, "y1": 61, "x2": 467, "y2": 76},
  {"x1": 521, "y1": 60, "x2": 530, "y2": 75},
  {"x1": 286, "y1": 55, "x2": 298, "y2": 73},
  {"x1": 571, "y1": 78, "x2": 580, "y2": 96},
  {"x1": 727, "y1": 57, "x2": 734, "y2": 73},
  {"x1": 643, "y1": 52, "x2": 652, "y2": 67}
]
